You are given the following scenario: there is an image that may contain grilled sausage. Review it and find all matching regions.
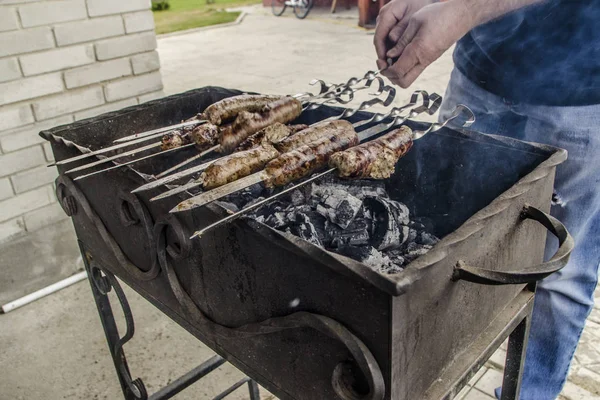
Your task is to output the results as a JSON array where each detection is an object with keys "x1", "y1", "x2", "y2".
[
  {"x1": 275, "y1": 120, "x2": 353, "y2": 153},
  {"x1": 329, "y1": 126, "x2": 413, "y2": 179},
  {"x1": 235, "y1": 123, "x2": 308, "y2": 151},
  {"x1": 161, "y1": 130, "x2": 192, "y2": 150},
  {"x1": 264, "y1": 128, "x2": 359, "y2": 187},
  {"x1": 219, "y1": 97, "x2": 303, "y2": 153},
  {"x1": 188, "y1": 123, "x2": 220, "y2": 150},
  {"x1": 202, "y1": 144, "x2": 280, "y2": 189},
  {"x1": 203, "y1": 94, "x2": 284, "y2": 125}
]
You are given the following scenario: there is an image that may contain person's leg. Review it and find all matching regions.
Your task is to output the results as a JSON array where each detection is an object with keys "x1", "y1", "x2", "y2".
[
  {"x1": 440, "y1": 67, "x2": 600, "y2": 399},
  {"x1": 512, "y1": 103, "x2": 600, "y2": 400}
]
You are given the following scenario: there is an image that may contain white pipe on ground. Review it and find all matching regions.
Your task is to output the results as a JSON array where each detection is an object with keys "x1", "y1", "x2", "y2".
[{"x1": 0, "y1": 270, "x2": 88, "y2": 314}]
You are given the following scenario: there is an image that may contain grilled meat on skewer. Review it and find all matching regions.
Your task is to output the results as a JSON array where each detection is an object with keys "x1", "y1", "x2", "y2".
[
  {"x1": 236, "y1": 123, "x2": 308, "y2": 151},
  {"x1": 200, "y1": 120, "x2": 353, "y2": 190},
  {"x1": 219, "y1": 97, "x2": 303, "y2": 152},
  {"x1": 329, "y1": 126, "x2": 414, "y2": 179},
  {"x1": 275, "y1": 120, "x2": 353, "y2": 153},
  {"x1": 161, "y1": 123, "x2": 221, "y2": 150},
  {"x1": 264, "y1": 129, "x2": 359, "y2": 187},
  {"x1": 202, "y1": 144, "x2": 280, "y2": 190},
  {"x1": 203, "y1": 94, "x2": 285, "y2": 125}
]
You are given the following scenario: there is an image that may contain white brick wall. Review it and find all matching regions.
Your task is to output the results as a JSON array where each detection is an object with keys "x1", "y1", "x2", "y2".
[
  {"x1": 0, "y1": 0, "x2": 162, "y2": 241},
  {"x1": 95, "y1": 32, "x2": 157, "y2": 60},
  {"x1": 123, "y1": 11, "x2": 155, "y2": 34},
  {"x1": 64, "y1": 58, "x2": 131, "y2": 88},
  {"x1": 54, "y1": 16, "x2": 124, "y2": 46},
  {"x1": 131, "y1": 51, "x2": 160, "y2": 75},
  {"x1": 18, "y1": 0, "x2": 87, "y2": 28},
  {"x1": 0, "y1": 7, "x2": 19, "y2": 32},
  {"x1": 0, "y1": 58, "x2": 22, "y2": 83},
  {"x1": 87, "y1": 0, "x2": 150, "y2": 17}
]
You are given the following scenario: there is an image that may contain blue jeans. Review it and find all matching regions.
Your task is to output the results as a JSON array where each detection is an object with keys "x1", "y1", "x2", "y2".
[{"x1": 439, "y1": 68, "x2": 600, "y2": 400}]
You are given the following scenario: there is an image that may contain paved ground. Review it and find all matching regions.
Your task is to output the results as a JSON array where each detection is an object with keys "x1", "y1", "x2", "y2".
[{"x1": 1, "y1": 6, "x2": 599, "y2": 400}]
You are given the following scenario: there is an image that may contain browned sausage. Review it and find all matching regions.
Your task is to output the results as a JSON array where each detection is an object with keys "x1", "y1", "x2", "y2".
[
  {"x1": 219, "y1": 97, "x2": 303, "y2": 153},
  {"x1": 275, "y1": 120, "x2": 353, "y2": 153},
  {"x1": 328, "y1": 126, "x2": 413, "y2": 179},
  {"x1": 203, "y1": 94, "x2": 284, "y2": 125},
  {"x1": 264, "y1": 128, "x2": 359, "y2": 187},
  {"x1": 202, "y1": 144, "x2": 280, "y2": 189}
]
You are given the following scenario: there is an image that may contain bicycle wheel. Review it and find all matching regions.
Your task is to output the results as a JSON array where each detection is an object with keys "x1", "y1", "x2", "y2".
[
  {"x1": 293, "y1": 0, "x2": 313, "y2": 19},
  {"x1": 272, "y1": 0, "x2": 287, "y2": 16}
]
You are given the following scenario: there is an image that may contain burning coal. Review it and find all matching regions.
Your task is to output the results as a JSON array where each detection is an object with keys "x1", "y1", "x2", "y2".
[{"x1": 221, "y1": 176, "x2": 439, "y2": 275}]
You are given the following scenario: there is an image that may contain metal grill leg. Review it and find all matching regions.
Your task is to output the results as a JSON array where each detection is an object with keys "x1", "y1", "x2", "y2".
[
  {"x1": 248, "y1": 380, "x2": 261, "y2": 400},
  {"x1": 500, "y1": 313, "x2": 532, "y2": 400},
  {"x1": 80, "y1": 242, "x2": 143, "y2": 400}
]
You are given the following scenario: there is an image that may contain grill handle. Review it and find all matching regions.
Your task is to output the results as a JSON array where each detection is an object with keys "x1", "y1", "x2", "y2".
[{"x1": 452, "y1": 205, "x2": 574, "y2": 285}]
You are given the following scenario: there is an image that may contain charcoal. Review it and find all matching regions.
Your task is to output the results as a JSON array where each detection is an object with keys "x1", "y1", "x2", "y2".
[
  {"x1": 217, "y1": 201, "x2": 239, "y2": 213},
  {"x1": 377, "y1": 262, "x2": 405, "y2": 274},
  {"x1": 264, "y1": 212, "x2": 287, "y2": 229},
  {"x1": 330, "y1": 218, "x2": 371, "y2": 248},
  {"x1": 405, "y1": 228, "x2": 418, "y2": 246},
  {"x1": 417, "y1": 231, "x2": 439, "y2": 246},
  {"x1": 290, "y1": 190, "x2": 305, "y2": 206},
  {"x1": 287, "y1": 219, "x2": 322, "y2": 247},
  {"x1": 310, "y1": 178, "x2": 388, "y2": 202},
  {"x1": 363, "y1": 197, "x2": 411, "y2": 251},
  {"x1": 295, "y1": 211, "x2": 328, "y2": 243}
]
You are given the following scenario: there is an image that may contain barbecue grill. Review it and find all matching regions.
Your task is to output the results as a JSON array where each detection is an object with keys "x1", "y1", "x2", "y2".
[{"x1": 42, "y1": 87, "x2": 574, "y2": 400}]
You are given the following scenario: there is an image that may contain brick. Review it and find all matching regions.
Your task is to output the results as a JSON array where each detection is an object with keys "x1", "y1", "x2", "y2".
[
  {"x1": 0, "y1": 104, "x2": 34, "y2": 132},
  {"x1": 0, "y1": 58, "x2": 21, "y2": 83},
  {"x1": 0, "y1": 27, "x2": 54, "y2": 58},
  {"x1": 43, "y1": 142, "x2": 54, "y2": 161},
  {"x1": 0, "y1": 73, "x2": 63, "y2": 106},
  {"x1": 137, "y1": 90, "x2": 163, "y2": 104},
  {"x1": 11, "y1": 165, "x2": 57, "y2": 193},
  {"x1": 54, "y1": 15, "x2": 125, "y2": 46},
  {"x1": 23, "y1": 201, "x2": 67, "y2": 231},
  {"x1": 18, "y1": 0, "x2": 86, "y2": 28},
  {"x1": 20, "y1": 44, "x2": 95, "y2": 76},
  {"x1": 64, "y1": 58, "x2": 131, "y2": 89},
  {"x1": 32, "y1": 86, "x2": 104, "y2": 120},
  {"x1": 0, "y1": 115, "x2": 73, "y2": 152},
  {"x1": 0, "y1": 217, "x2": 25, "y2": 244},
  {"x1": 0, "y1": 8, "x2": 19, "y2": 32},
  {"x1": 123, "y1": 10, "x2": 154, "y2": 33},
  {"x1": 87, "y1": 0, "x2": 150, "y2": 17},
  {"x1": 131, "y1": 50, "x2": 160, "y2": 75},
  {"x1": 0, "y1": 177, "x2": 13, "y2": 201},
  {"x1": 74, "y1": 97, "x2": 137, "y2": 120},
  {"x1": 0, "y1": 185, "x2": 53, "y2": 222},
  {"x1": 104, "y1": 71, "x2": 162, "y2": 102},
  {"x1": 0, "y1": 146, "x2": 45, "y2": 177},
  {"x1": 95, "y1": 32, "x2": 156, "y2": 60}
]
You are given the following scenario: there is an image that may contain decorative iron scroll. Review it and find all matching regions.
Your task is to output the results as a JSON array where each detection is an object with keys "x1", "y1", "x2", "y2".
[
  {"x1": 56, "y1": 175, "x2": 159, "y2": 281},
  {"x1": 155, "y1": 216, "x2": 385, "y2": 400},
  {"x1": 88, "y1": 260, "x2": 148, "y2": 399},
  {"x1": 56, "y1": 173, "x2": 385, "y2": 400}
]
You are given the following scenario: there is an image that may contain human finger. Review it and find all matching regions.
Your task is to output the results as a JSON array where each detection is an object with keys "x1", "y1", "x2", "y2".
[
  {"x1": 374, "y1": 11, "x2": 401, "y2": 60},
  {"x1": 386, "y1": 18, "x2": 419, "y2": 59},
  {"x1": 397, "y1": 63, "x2": 426, "y2": 88}
]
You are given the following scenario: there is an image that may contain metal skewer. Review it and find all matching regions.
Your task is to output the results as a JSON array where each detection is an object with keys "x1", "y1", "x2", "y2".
[
  {"x1": 131, "y1": 89, "x2": 426, "y2": 195},
  {"x1": 150, "y1": 86, "x2": 398, "y2": 201},
  {"x1": 170, "y1": 94, "x2": 443, "y2": 214},
  {"x1": 188, "y1": 104, "x2": 475, "y2": 239},
  {"x1": 62, "y1": 92, "x2": 356, "y2": 178}
]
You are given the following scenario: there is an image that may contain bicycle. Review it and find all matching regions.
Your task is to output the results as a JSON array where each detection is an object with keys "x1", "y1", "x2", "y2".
[{"x1": 271, "y1": 0, "x2": 314, "y2": 19}]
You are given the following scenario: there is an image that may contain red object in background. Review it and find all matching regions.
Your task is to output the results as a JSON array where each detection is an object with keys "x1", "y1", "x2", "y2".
[{"x1": 358, "y1": 0, "x2": 388, "y2": 27}]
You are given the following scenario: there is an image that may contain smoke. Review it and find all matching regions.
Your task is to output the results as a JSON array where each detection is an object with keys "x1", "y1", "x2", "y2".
[{"x1": 456, "y1": 0, "x2": 600, "y2": 106}]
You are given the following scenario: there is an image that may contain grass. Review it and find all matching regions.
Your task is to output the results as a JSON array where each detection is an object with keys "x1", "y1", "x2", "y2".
[{"x1": 153, "y1": 0, "x2": 263, "y2": 34}]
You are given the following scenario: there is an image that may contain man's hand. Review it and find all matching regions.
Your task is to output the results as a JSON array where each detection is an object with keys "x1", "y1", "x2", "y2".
[
  {"x1": 373, "y1": 0, "x2": 435, "y2": 62},
  {"x1": 377, "y1": 1, "x2": 474, "y2": 88}
]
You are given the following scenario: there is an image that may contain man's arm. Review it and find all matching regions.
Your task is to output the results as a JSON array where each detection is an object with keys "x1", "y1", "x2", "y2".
[{"x1": 376, "y1": 0, "x2": 545, "y2": 88}]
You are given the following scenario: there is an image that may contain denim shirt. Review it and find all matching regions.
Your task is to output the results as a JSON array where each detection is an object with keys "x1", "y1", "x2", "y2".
[{"x1": 453, "y1": 0, "x2": 600, "y2": 106}]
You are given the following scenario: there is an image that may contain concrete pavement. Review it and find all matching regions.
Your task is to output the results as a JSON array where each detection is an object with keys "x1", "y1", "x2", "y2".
[{"x1": 1, "y1": 6, "x2": 599, "y2": 400}]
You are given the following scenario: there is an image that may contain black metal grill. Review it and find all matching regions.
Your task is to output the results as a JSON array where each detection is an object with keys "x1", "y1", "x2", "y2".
[{"x1": 42, "y1": 87, "x2": 573, "y2": 400}]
